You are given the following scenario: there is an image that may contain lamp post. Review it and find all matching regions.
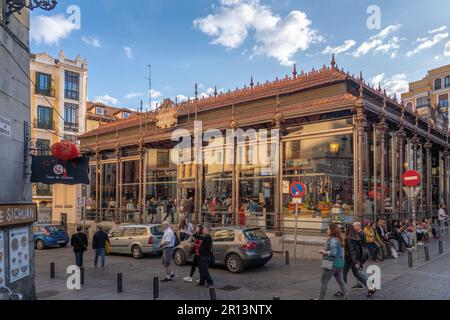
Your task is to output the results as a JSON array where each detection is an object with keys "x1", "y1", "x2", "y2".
[{"x1": 6, "y1": 0, "x2": 58, "y2": 23}]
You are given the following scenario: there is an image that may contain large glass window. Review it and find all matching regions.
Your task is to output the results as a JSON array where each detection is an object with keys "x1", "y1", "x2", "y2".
[
  {"x1": 438, "y1": 94, "x2": 448, "y2": 108},
  {"x1": 65, "y1": 71, "x2": 80, "y2": 100},
  {"x1": 434, "y1": 78, "x2": 442, "y2": 90},
  {"x1": 101, "y1": 163, "x2": 117, "y2": 213},
  {"x1": 445, "y1": 76, "x2": 450, "y2": 88},
  {"x1": 35, "y1": 72, "x2": 52, "y2": 96},
  {"x1": 37, "y1": 106, "x2": 53, "y2": 130},
  {"x1": 283, "y1": 133, "x2": 354, "y2": 224},
  {"x1": 64, "y1": 103, "x2": 79, "y2": 124},
  {"x1": 121, "y1": 160, "x2": 140, "y2": 219},
  {"x1": 416, "y1": 97, "x2": 428, "y2": 109}
]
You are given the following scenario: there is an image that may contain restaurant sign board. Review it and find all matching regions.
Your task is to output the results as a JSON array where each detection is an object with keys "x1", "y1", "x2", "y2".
[{"x1": 0, "y1": 204, "x2": 37, "y2": 228}]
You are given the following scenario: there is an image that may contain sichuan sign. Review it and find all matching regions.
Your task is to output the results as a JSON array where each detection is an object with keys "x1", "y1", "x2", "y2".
[
  {"x1": 0, "y1": 204, "x2": 37, "y2": 228},
  {"x1": 31, "y1": 156, "x2": 90, "y2": 185}
]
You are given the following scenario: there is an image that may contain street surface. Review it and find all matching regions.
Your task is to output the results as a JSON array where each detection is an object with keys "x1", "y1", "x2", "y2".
[{"x1": 35, "y1": 237, "x2": 450, "y2": 300}]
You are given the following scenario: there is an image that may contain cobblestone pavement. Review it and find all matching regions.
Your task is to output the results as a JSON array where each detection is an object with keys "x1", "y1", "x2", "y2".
[{"x1": 35, "y1": 237, "x2": 450, "y2": 300}]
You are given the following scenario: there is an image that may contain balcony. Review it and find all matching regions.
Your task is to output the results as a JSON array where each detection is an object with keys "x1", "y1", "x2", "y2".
[
  {"x1": 34, "y1": 118, "x2": 55, "y2": 130},
  {"x1": 35, "y1": 87, "x2": 56, "y2": 98},
  {"x1": 64, "y1": 122, "x2": 79, "y2": 133},
  {"x1": 34, "y1": 184, "x2": 52, "y2": 197}
]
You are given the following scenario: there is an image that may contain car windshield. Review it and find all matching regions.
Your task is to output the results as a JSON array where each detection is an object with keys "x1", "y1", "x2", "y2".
[
  {"x1": 151, "y1": 226, "x2": 164, "y2": 236},
  {"x1": 46, "y1": 226, "x2": 65, "y2": 233},
  {"x1": 244, "y1": 229, "x2": 268, "y2": 240}
]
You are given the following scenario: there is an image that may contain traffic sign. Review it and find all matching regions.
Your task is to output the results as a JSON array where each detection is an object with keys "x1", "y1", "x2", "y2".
[
  {"x1": 290, "y1": 181, "x2": 306, "y2": 198},
  {"x1": 403, "y1": 170, "x2": 421, "y2": 187}
]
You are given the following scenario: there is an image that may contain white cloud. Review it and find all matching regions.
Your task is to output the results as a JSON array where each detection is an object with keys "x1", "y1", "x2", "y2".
[
  {"x1": 323, "y1": 40, "x2": 356, "y2": 55},
  {"x1": 125, "y1": 92, "x2": 144, "y2": 99},
  {"x1": 176, "y1": 95, "x2": 191, "y2": 103},
  {"x1": 429, "y1": 26, "x2": 447, "y2": 34},
  {"x1": 352, "y1": 24, "x2": 402, "y2": 58},
  {"x1": 94, "y1": 94, "x2": 119, "y2": 105},
  {"x1": 123, "y1": 46, "x2": 134, "y2": 60},
  {"x1": 194, "y1": 0, "x2": 320, "y2": 66},
  {"x1": 407, "y1": 32, "x2": 448, "y2": 57},
  {"x1": 150, "y1": 89, "x2": 162, "y2": 99},
  {"x1": 369, "y1": 73, "x2": 409, "y2": 100},
  {"x1": 30, "y1": 15, "x2": 77, "y2": 45},
  {"x1": 444, "y1": 41, "x2": 450, "y2": 56},
  {"x1": 82, "y1": 36, "x2": 102, "y2": 48}
]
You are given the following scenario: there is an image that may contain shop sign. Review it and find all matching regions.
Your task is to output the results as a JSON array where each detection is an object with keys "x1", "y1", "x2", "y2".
[
  {"x1": 31, "y1": 156, "x2": 90, "y2": 185},
  {"x1": 0, "y1": 231, "x2": 5, "y2": 287},
  {"x1": 9, "y1": 227, "x2": 30, "y2": 283},
  {"x1": 0, "y1": 204, "x2": 37, "y2": 228},
  {"x1": 0, "y1": 115, "x2": 11, "y2": 137}
]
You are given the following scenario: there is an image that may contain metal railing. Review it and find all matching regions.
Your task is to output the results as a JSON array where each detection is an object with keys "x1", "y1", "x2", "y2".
[{"x1": 34, "y1": 118, "x2": 55, "y2": 130}]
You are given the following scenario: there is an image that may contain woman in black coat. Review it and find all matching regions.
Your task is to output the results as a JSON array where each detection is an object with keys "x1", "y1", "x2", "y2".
[{"x1": 336, "y1": 224, "x2": 375, "y2": 298}]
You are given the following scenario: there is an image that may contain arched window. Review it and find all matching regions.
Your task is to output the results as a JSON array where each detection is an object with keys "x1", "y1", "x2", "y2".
[
  {"x1": 445, "y1": 76, "x2": 450, "y2": 88},
  {"x1": 406, "y1": 102, "x2": 413, "y2": 110},
  {"x1": 434, "y1": 78, "x2": 442, "y2": 90}
]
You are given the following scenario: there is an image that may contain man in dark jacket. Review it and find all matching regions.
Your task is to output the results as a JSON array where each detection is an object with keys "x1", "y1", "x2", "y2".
[
  {"x1": 71, "y1": 225, "x2": 88, "y2": 267},
  {"x1": 92, "y1": 225, "x2": 110, "y2": 269},
  {"x1": 194, "y1": 226, "x2": 214, "y2": 287}
]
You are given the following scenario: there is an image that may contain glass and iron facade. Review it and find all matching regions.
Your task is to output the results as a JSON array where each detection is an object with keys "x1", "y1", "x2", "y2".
[{"x1": 80, "y1": 63, "x2": 450, "y2": 235}]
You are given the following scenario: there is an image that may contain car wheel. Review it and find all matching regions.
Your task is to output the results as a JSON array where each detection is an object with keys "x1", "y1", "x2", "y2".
[
  {"x1": 131, "y1": 245, "x2": 144, "y2": 259},
  {"x1": 226, "y1": 254, "x2": 244, "y2": 273},
  {"x1": 174, "y1": 249, "x2": 186, "y2": 266},
  {"x1": 35, "y1": 240, "x2": 45, "y2": 250}
]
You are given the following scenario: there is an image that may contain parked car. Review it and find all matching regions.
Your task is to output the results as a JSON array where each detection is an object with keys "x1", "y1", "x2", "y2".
[
  {"x1": 33, "y1": 224, "x2": 69, "y2": 250},
  {"x1": 174, "y1": 226, "x2": 273, "y2": 273},
  {"x1": 108, "y1": 224, "x2": 164, "y2": 259}
]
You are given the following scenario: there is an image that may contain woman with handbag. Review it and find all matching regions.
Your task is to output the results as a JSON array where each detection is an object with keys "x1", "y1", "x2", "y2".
[
  {"x1": 183, "y1": 225, "x2": 203, "y2": 283},
  {"x1": 317, "y1": 223, "x2": 349, "y2": 300}
]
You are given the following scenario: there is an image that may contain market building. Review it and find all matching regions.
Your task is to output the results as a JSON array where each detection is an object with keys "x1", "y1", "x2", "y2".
[{"x1": 79, "y1": 57, "x2": 450, "y2": 256}]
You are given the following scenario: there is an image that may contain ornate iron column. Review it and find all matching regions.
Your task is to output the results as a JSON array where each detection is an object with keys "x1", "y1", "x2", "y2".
[
  {"x1": 442, "y1": 150, "x2": 449, "y2": 209},
  {"x1": 274, "y1": 96, "x2": 284, "y2": 236},
  {"x1": 396, "y1": 105, "x2": 406, "y2": 217},
  {"x1": 377, "y1": 94, "x2": 387, "y2": 215},
  {"x1": 355, "y1": 77, "x2": 366, "y2": 218},
  {"x1": 115, "y1": 132, "x2": 121, "y2": 224},
  {"x1": 230, "y1": 107, "x2": 238, "y2": 226},
  {"x1": 95, "y1": 143, "x2": 101, "y2": 223},
  {"x1": 138, "y1": 136, "x2": 145, "y2": 224},
  {"x1": 424, "y1": 136, "x2": 432, "y2": 217}
]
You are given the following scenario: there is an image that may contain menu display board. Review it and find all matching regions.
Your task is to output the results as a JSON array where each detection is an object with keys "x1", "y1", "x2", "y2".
[
  {"x1": 9, "y1": 227, "x2": 30, "y2": 283},
  {"x1": 0, "y1": 231, "x2": 5, "y2": 287}
]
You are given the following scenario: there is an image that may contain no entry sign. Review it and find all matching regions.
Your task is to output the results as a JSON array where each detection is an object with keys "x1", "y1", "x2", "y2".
[
  {"x1": 290, "y1": 181, "x2": 307, "y2": 198},
  {"x1": 403, "y1": 170, "x2": 421, "y2": 187}
]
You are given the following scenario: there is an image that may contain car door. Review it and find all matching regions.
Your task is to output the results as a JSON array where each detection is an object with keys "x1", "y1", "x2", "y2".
[
  {"x1": 122, "y1": 227, "x2": 136, "y2": 253},
  {"x1": 109, "y1": 227, "x2": 125, "y2": 253},
  {"x1": 211, "y1": 229, "x2": 235, "y2": 264}
]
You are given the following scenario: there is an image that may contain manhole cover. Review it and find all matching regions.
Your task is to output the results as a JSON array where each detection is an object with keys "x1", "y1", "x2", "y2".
[
  {"x1": 217, "y1": 285, "x2": 240, "y2": 292},
  {"x1": 109, "y1": 263, "x2": 134, "y2": 269},
  {"x1": 37, "y1": 290, "x2": 60, "y2": 299}
]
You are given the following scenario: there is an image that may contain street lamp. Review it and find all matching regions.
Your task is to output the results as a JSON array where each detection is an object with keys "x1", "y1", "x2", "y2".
[{"x1": 6, "y1": 0, "x2": 57, "y2": 23}]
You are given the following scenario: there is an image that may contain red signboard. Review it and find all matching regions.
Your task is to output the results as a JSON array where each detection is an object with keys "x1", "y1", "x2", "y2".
[
  {"x1": 290, "y1": 182, "x2": 307, "y2": 198},
  {"x1": 402, "y1": 170, "x2": 421, "y2": 187}
]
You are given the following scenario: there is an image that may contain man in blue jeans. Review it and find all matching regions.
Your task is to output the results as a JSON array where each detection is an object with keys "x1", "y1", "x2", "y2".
[
  {"x1": 71, "y1": 225, "x2": 88, "y2": 267},
  {"x1": 92, "y1": 225, "x2": 110, "y2": 269}
]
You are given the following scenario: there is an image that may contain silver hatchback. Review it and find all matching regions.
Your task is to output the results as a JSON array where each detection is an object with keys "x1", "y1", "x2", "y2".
[
  {"x1": 108, "y1": 224, "x2": 164, "y2": 259},
  {"x1": 174, "y1": 226, "x2": 273, "y2": 273}
]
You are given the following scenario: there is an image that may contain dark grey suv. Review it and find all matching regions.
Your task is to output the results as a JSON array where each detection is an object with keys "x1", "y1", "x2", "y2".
[{"x1": 173, "y1": 226, "x2": 273, "y2": 273}]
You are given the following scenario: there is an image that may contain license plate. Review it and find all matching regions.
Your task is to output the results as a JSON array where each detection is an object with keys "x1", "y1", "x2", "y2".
[
  {"x1": 57, "y1": 240, "x2": 66, "y2": 244},
  {"x1": 261, "y1": 253, "x2": 271, "y2": 259}
]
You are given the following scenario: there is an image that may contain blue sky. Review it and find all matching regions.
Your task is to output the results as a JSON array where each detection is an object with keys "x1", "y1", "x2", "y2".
[{"x1": 30, "y1": 0, "x2": 450, "y2": 111}]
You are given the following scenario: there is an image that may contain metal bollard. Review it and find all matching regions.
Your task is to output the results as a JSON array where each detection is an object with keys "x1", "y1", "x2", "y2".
[
  {"x1": 50, "y1": 263, "x2": 55, "y2": 279},
  {"x1": 408, "y1": 252, "x2": 413, "y2": 268},
  {"x1": 424, "y1": 246, "x2": 430, "y2": 261},
  {"x1": 117, "y1": 273, "x2": 123, "y2": 293},
  {"x1": 209, "y1": 287, "x2": 217, "y2": 300},
  {"x1": 80, "y1": 267, "x2": 85, "y2": 285},
  {"x1": 153, "y1": 277, "x2": 159, "y2": 300},
  {"x1": 285, "y1": 251, "x2": 290, "y2": 266},
  {"x1": 439, "y1": 240, "x2": 443, "y2": 254}
]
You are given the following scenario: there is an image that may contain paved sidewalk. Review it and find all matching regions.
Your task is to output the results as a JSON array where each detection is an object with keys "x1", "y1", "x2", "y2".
[{"x1": 35, "y1": 237, "x2": 450, "y2": 300}]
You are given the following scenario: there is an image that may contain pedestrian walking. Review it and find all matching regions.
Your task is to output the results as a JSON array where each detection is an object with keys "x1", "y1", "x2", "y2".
[
  {"x1": 93, "y1": 225, "x2": 110, "y2": 269},
  {"x1": 438, "y1": 204, "x2": 448, "y2": 238},
  {"x1": 183, "y1": 225, "x2": 203, "y2": 283},
  {"x1": 317, "y1": 223, "x2": 349, "y2": 300},
  {"x1": 70, "y1": 225, "x2": 88, "y2": 268},
  {"x1": 335, "y1": 224, "x2": 375, "y2": 298},
  {"x1": 160, "y1": 221, "x2": 178, "y2": 282},
  {"x1": 194, "y1": 226, "x2": 214, "y2": 288}
]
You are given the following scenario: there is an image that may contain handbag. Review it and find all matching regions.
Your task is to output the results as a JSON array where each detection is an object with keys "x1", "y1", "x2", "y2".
[
  {"x1": 105, "y1": 241, "x2": 111, "y2": 255},
  {"x1": 321, "y1": 259, "x2": 333, "y2": 270}
]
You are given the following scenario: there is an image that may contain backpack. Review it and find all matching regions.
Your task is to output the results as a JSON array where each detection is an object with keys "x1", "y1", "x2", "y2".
[{"x1": 174, "y1": 232, "x2": 180, "y2": 247}]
